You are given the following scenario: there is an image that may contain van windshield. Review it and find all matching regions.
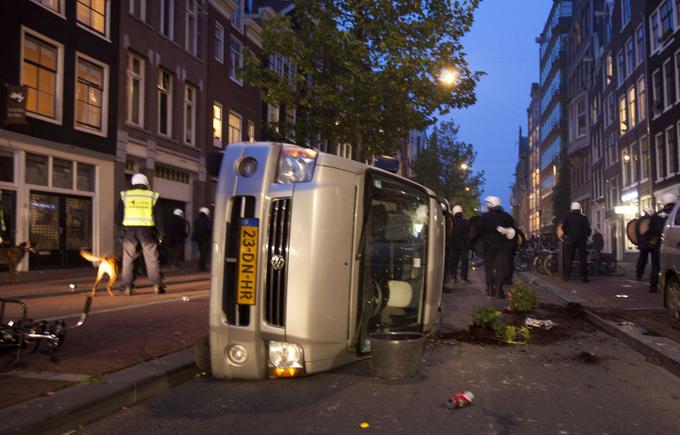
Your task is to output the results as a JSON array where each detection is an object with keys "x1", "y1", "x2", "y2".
[{"x1": 357, "y1": 172, "x2": 429, "y2": 352}]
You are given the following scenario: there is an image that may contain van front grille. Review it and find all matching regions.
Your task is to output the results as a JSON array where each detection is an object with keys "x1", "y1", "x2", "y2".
[
  {"x1": 223, "y1": 195, "x2": 255, "y2": 326},
  {"x1": 264, "y1": 198, "x2": 291, "y2": 327}
]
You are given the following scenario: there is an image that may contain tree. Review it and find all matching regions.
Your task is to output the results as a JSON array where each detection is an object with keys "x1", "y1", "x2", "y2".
[
  {"x1": 410, "y1": 121, "x2": 484, "y2": 215},
  {"x1": 243, "y1": 0, "x2": 483, "y2": 160}
]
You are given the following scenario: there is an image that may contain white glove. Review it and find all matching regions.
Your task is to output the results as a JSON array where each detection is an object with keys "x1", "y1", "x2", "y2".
[
  {"x1": 505, "y1": 227, "x2": 516, "y2": 240},
  {"x1": 496, "y1": 226, "x2": 507, "y2": 235}
]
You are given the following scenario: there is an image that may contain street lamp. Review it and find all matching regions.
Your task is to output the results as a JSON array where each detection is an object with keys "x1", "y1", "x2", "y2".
[
  {"x1": 460, "y1": 162, "x2": 468, "y2": 171},
  {"x1": 440, "y1": 68, "x2": 458, "y2": 87}
]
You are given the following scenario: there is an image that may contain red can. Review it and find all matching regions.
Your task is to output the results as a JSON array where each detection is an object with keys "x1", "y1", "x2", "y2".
[{"x1": 447, "y1": 391, "x2": 474, "y2": 409}]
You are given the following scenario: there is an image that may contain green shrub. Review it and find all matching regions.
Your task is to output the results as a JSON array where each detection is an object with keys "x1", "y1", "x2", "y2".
[
  {"x1": 494, "y1": 325, "x2": 530, "y2": 344},
  {"x1": 472, "y1": 307, "x2": 502, "y2": 329},
  {"x1": 509, "y1": 282, "x2": 538, "y2": 313}
]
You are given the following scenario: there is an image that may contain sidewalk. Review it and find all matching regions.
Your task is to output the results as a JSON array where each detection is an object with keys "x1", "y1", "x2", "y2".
[
  {"x1": 519, "y1": 262, "x2": 680, "y2": 377},
  {"x1": 0, "y1": 264, "x2": 209, "y2": 299}
]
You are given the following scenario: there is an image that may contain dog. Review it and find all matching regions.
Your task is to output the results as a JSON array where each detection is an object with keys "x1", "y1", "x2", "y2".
[
  {"x1": 80, "y1": 250, "x2": 121, "y2": 297},
  {"x1": 0, "y1": 241, "x2": 36, "y2": 282}
]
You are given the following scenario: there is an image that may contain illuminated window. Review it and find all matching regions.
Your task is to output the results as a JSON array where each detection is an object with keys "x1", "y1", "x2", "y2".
[
  {"x1": 228, "y1": 111, "x2": 242, "y2": 144},
  {"x1": 75, "y1": 54, "x2": 108, "y2": 134},
  {"x1": 213, "y1": 102, "x2": 223, "y2": 148},
  {"x1": 22, "y1": 30, "x2": 62, "y2": 122},
  {"x1": 77, "y1": 0, "x2": 108, "y2": 36}
]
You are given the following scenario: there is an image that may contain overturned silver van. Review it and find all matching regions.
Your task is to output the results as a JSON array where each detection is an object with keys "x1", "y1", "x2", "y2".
[{"x1": 208, "y1": 142, "x2": 446, "y2": 379}]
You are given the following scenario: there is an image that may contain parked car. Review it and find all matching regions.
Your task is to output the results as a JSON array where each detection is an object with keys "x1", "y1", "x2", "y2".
[
  {"x1": 658, "y1": 203, "x2": 680, "y2": 329},
  {"x1": 203, "y1": 142, "x2": 446, "y2": 379}
]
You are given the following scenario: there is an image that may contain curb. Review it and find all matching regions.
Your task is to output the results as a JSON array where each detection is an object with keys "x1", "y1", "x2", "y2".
[
  {"x1": 0, "y1": 348, "x2": 199, "y2": 435},
  {"x1": 8, "y1": 277, "x2": 210, "y2": 300},
  {"x1": 519, "y1": 271, "x2": 680, "y2": 378}
]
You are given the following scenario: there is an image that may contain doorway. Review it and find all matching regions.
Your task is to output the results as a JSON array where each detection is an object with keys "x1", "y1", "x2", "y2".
[{"x1": 29, "y1": 192, "x2": 92, "y2": 268}]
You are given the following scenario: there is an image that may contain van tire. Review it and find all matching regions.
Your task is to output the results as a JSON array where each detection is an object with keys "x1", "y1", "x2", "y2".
[
  {"x1": 665, "y1": 278, "x2": 680, "y2": 330},
  {"x1": 194, "y1": 334, "x2": 211, "y2": 374}
]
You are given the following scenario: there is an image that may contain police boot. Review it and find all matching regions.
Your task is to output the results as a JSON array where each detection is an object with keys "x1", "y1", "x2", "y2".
[
  {"x1": 155, "y1": 284, "x2": 167, "y2": 295},
  {"x1": 123, "y1": 286, "x2": 134, "y2": 296}
]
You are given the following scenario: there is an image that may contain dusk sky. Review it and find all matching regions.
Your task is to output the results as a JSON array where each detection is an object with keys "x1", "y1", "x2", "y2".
[{"x1": 446, "y1": 0, "x2": 554, "y2": 209}]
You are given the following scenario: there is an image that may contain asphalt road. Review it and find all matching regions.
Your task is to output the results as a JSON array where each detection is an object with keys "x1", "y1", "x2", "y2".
[{"x1": 75, "y1": 279, "x2": 680, "y2": 435}]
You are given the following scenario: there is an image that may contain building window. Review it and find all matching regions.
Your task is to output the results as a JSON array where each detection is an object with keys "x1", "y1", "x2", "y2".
[
  {"x1": 77, "y1": 0, "x2": 108, "y2": 36},
  {"x1": 247, "y1": 120, "x2": 255, "y2": 142},
  {"x1": 667, "y1": 126, "x2": 678, "y2": 175},
  {"x1": 25, "y1": 153, "x2": 48, "y2": 186},
  {"x1": 53, "y1": 158, "x2": 73, "y2": 189},
  {"x1": 75, "y1": 54, "x2": 107, "y2": 135},
  {"x1": 631, "y1": 142, "x2": 639, "y2": 185},
  {"x1": 651, "y1": 10, "x2": 661, "y2": 52},
  {"x1": 656, "y1": 133, "x2": 665, "y2": 180},
  {"x1": 664, "y1": 58, "x2": 676, "y2": 111},
  {"x1": 618, "y1": 95, "x2": 627, "y2": 135},
  {"x1": 675, "y1": 50, "x2": 680, "y2": 105},
  {"x1": 228, "y1": 111, "x2": 242, "y2": 144},
  {"x1": 267, "y1": 103, "x2": 279, "y2": 132},
  {"x1": 617, "y1": 50, "x2": 625, "y2": 86},
  {"x1": 212, "y1": 102, "x2": 223, "y2": 148},
  {"x1": 126, "y1": 53, "x2": 144, "y2": 127},
  {"x1": 184, "y1": 84, "x2": 196, "y2": 145},
  {"x1": 22, "y1": 30, "x2": 62, "y2": 123},
  {"x1": 31, "y1": 0, "x2": 64, "y2": 15},
  {"x1": 77, "y1": 162, "x2": 95, "y2": 191},
  {"x1": 129, "y1": 0, "x2": 146, "y2": 21},
  {"x1": 155, "y1": 163, "x2": 190, "y2": 184},
  {"x1": 661, "y1": 0, "x2": 674, "y2": 37},
  {"x1": 607, "y1": 93, "x2": 615, "y2": 126},
  {"x1": 229, "y1": 38, "x2": 243, "y2": 84},
  {"x1": 638, "y1": 76, "x2": 647, "y2": 122},
  {"x1": 608, "y1": 133, "x2": 617, "y2": 167},
  {"x1": 214, "y1": 22, "x2": 224, "y2": 63},
  {"x1": 185, "y1": 0, "x2": 198, "y2": 56},
  {"x1": 652, "y1": 68, "x2": 663, "y2": 115},
  {"x1": 621, "y1": 0, "x2": 630, "y2": 28},
  {"x1": 627, "y1": 86, "x2": 636, "y2": 127},
  {"x1": 161, "y1": 0, "x2": 174, "y2": 39},
  {"x1": 576, "y1": 98, "x2": 586, "y2": 138},
  {"x1": 605, "y1": 52, "x2": 613, "y2": 85},
  {"x1": 626, "y1": 38, "x2": 634, "y2": 77},
  {"x1": 158, "y1": 70, "x2": 173, "y2": 137},
  {"x1": 0, "y1": 149, "x2": 13, "y2": 183},
  {"x1": 231, "y1": 1, "x2": 243, "y2": 32},
  {"x1": 641, "y1": 136, "x2": 649, "y2": 180},
  {"x1": 636, "y1": 24, "x2": 645, "y2": 66}
]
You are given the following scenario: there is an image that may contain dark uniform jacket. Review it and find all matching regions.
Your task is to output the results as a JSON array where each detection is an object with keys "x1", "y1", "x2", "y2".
[
  {"x1": 562, "y1": 212, "x2": 591, "y2": 242},
  {"x1": 450, "y1": 214, "x2": 470, "y2": 249},
  {"x1": 591, "y1": 232, "x2": 604, "y2": 251},
  {"x1": 474, "y1": 208, "x2": 515, "y2": 247},
  {"x1": 166, "y1": 215, "x2": 189, "y2": 243},
  {"x1": 648, "y1": 203, "x2": 676, "y2": 243},
  {"x1": 192, "y1": 213, "x2": 213, "y2": 243}
]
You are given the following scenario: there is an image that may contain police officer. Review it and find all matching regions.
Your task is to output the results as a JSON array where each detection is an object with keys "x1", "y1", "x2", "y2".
[
  {"x1": 474, "y1": 195, "x2": 516, "y2": 298},
  {"x1": 192, "y1": 207, "x2": 213, "y2": 271},
  {"x1": 166, "y1": 208, "x2": 189, "y2": 268},
  {"x1": 449, "y1": 205, "x2": 470, "y2": 284},
  {"x1": 562, "y1": 202, "x2": 591, "y2": 283},
  {"x1": 635, "y1": 207, "x2": 655, "y2": 281},
  {"x1": 117, "y1": 173, "x2": 166, "y2": 295},
  {"x1": 648, "y1": 193, "x2": 677, "y2": 292}
]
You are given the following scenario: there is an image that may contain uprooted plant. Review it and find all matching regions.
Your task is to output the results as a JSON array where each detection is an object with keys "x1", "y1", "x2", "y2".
[{"x1": 471, "y1": 307, "x2": 530, "y2": 345}]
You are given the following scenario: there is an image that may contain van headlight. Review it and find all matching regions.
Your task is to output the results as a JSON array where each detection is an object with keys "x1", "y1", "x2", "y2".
[
  {"x1": 268, "y1": 341, "x2": 305, "y2": 377},
  {"x1": 275, "y1": 145, "x2": 317, "y2": 184}
]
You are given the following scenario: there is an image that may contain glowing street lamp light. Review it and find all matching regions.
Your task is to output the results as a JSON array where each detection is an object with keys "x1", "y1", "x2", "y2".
[
  {"x1": 440, "y1": 68, "x2": 458, "y2": 86},
  {"x1": 460, "y1": 162, "x2": 468, "y2": 170}
]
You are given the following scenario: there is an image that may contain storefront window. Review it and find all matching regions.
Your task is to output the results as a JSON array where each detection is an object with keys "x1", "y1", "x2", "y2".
[
  {"x1": 77, "y1": 162, "x2": 95, "y2": 191},
  {"x1": 0, "y1": 149, "x2": 13, "y2": 182},
  {"x1": 26, "y1": 153, "x2": 48, "y2": 185},
  {"x1": 53, "y1": 158, "x2": 73, "y2": 189}
]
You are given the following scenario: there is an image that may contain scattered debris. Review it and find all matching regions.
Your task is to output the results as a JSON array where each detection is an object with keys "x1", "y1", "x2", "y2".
[
  {"x1": 524, "y1": 317, "x2": 556, "y2": 330},
  {"x1": 575, "y1": 351, "x2": 601, "y2": 365},
  {"x1": 646, "y1": 356, "x2": 663, "y2": 367},
  {"x1": 359, "y1": 422, "x2": 370, "y2": 429},
  {"x1": 615, "y1": 294, "x2": 630, "y2": 298},
  {"x1": 182, "y1": 296, "x2": 190, "y2": 302},
  {"x1": 447, "y1": 391, "x2": 474, "y2": 409}
]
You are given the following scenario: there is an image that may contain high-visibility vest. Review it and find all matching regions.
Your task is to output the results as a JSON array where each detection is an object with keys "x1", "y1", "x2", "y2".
[{"x1": 121, "y1": 189, "x2": 159, "y2": 227}]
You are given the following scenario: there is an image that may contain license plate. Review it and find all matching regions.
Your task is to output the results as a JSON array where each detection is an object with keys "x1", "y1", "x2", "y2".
[{"x1": 237, "y1": 218, "x2": 258, "y2": 305}]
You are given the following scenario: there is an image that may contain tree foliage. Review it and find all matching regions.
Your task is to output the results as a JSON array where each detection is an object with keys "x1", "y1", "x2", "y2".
[
  {"x1": 244, "y1": 0, "x2": 483, "y2": 160},
  {"x1": 410, "y1": 121, "x2": 484, "y2": 215}
]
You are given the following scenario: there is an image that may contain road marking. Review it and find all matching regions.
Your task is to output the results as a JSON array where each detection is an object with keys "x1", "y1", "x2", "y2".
[
  {"x1": 42, "y1": 292, "x2": 209, "y2": 322},
  {"x1": 0, "y1": 371, "x2": 89, "y2": 382}
]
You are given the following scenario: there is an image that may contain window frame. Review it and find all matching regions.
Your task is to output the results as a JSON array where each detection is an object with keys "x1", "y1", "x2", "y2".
[
  {"x1": 663, "y1": 57, "x2": 675, "y2": 111},
  {"x1": 160, "y1": 0, "x2": 175, "y2": 40},
  {"x1": 76, "y1": 0, "x2": 111, "y2": 40},
  {"x1": 636, "y1": 24, "x2": 645, "y2": 67},
  {"x1": 228, "y1": 111, "x2": 242, "y2": 144},
  {"x1": 183, "y1": 83, "x2": 197, "y2": 146},
  {"x1": 185, "y1": 0, "x2": 199, "y2": 57},
  {"x1": 128, "y1": 0, "x2": 146, "y2": 22},
  {"x1": 229, "y1": 37, "x2": 244, "y2": 85},
  {"x1": 214, "y1": 22, "x2": 224, "y2": 63},
  {"x1": 618, "y1": 94, "x2": 628, "y2": 135},
  {"x1": 73, "y1": 51, "x2": 109, "y2": 137},
  {"x1": 666, "y1": 125, "x2": 677, "y2": 176},
  {"x1": 652, "y1": 68, "x2": 663, "y2": 117},
  {"x1": 675, "y1": 49, "x2": 680, "y2": 105},
  {"x1": 627, "y1": 85, "x2": 637, "y2": 127},
  {"x1": 157, "y1": 69, "x2": 173, "y2": 138},
  {"x1": 212, "y1": 101, "x2": 223, "y2": 148},
  {"x1": 247, "y1": 120, "x2": 255, "y2": 143},
  {"x1": 126, "y1": 52, "x2": 145, "y2": 127},
  {"x1": 655, "y1": 132, "x2": 665, "y2": 181},
  {"x1": 637, "y1": 76, "x2": 647, "y2": 122},
  {"x1": 625, "y1": 37, "x2": 635, "y2": 77},
  {"x1": 640, "y1": 135, "x2": 649, "y2": 181},
  {"x1": 20, "y1": 27, "x2": 64, "y2": 125},
  {"x1": 30, "y1": 0, "x2": 65, "y2": 17},
  {"x1": 617, "y1": 50, "x2": 625, "y2": 87},
  {"x1": 621, "y1": 0, "x2": 631, "y2": 29}
]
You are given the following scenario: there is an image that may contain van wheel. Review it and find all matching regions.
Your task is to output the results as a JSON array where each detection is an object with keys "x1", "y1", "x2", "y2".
[
  {"x1": 194, "y1": 335, "x2": 211, "y2": 374},
  {"x1": 665, "y1": 278, "x2": 680, "y2": 329}
]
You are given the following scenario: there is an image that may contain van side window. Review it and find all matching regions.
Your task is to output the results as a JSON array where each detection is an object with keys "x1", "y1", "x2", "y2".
[{"x1": 674, "y1": 206, "x2": 680, "y2": 226}]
